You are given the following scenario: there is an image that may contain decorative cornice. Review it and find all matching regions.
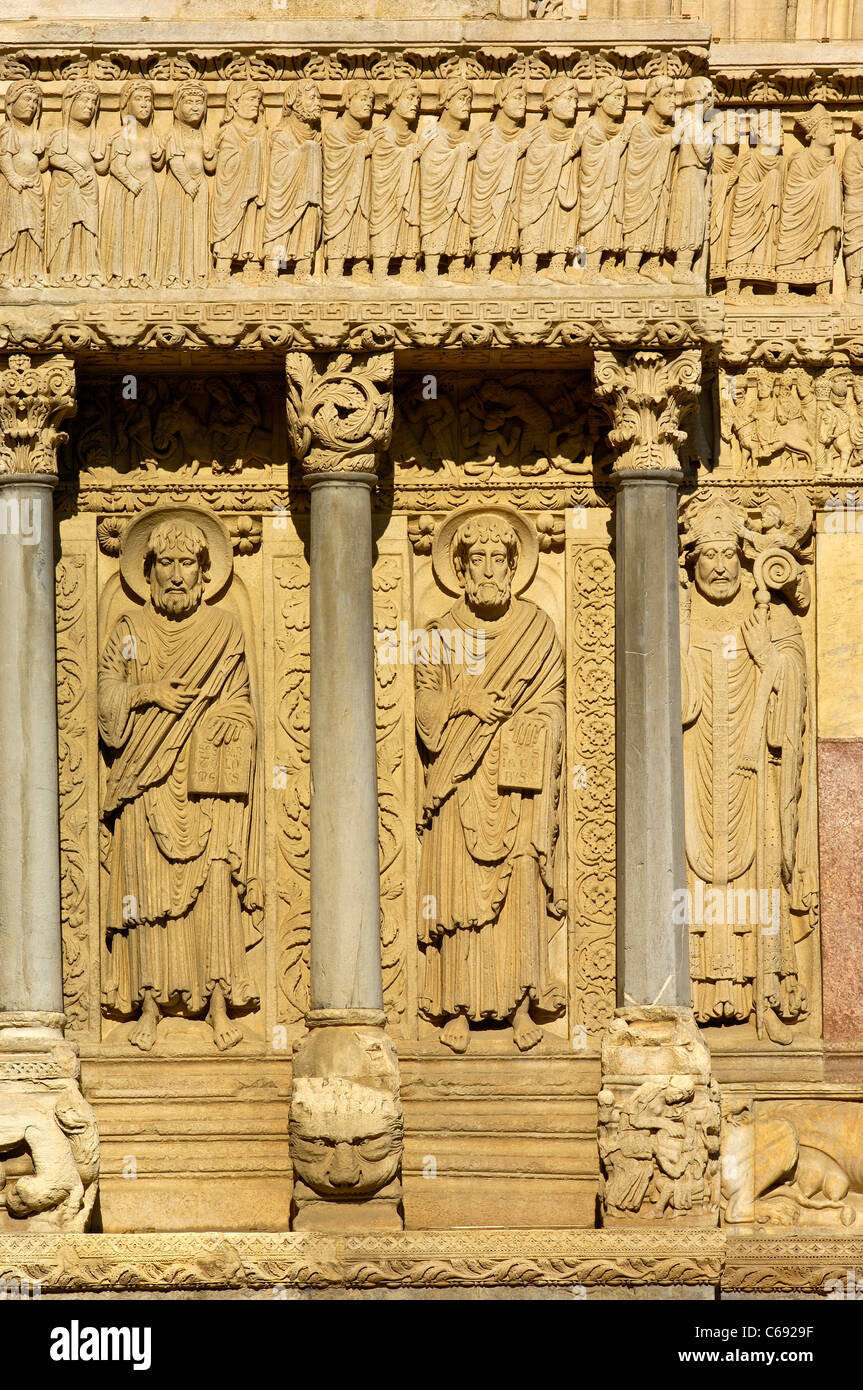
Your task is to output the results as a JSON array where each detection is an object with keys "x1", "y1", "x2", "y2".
[{"x1": 0, "y1": 355, "x2": 76, "y2": 479}]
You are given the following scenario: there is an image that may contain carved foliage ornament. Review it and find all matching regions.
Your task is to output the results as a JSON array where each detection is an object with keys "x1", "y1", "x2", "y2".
[
  {"x1": 285, "y1": 350, "x2": 394, "y2": 474},
  {"x1": 0, "y1": 354, "x2": 76, "y2": 477},
  {"x1": 593, "y1": 349, "x2": 701, "y2": 477}
]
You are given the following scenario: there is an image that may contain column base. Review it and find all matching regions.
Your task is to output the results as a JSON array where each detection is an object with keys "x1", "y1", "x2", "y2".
[
  {"x1": 0, "y1": 1012, "x2": 99, "y2": 1232},
  {"x1": 598, "y1": 1006, "x2": 720, "y2": 1228},
  {"x1": 289, "y1": 1011, "x2": 404, "y2": 1232}
]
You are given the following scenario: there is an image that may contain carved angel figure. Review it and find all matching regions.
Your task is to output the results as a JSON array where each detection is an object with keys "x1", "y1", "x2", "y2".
[
  {"x1": 517, "y1": 76, "x2": 579, "y2": 283},
  {"x1": 369, "y1": 78, "x2": 421, "y2": 283},
  {"x1": 679, "y1": 495, "x2": 818, "y2": 1045},
  {"x1": 99, "y1": 511, "x2": 263, "y2": 1052},
  {"x1": 46, "y1": 79, "x2": 108, "y2": 286},
  {"x1": 158, "y1": 81, "x2": 216, "y2": 288},
  {"x1": 323, "y1": 78, "x2": 373, "y2": 280},
  {"x1": 420, "y1": 77, "x2": 474, "y2": 283},
  {"x1": 776, "y1": 105, "x2": 841, "y2": 302},
  {"x1": 211, "y1": 81, "x2": 267, "y2": 281},
  {"x1": 416, "y1": 506, "x2": 566, "y2": 1055},
  {"x1": 263, "y1": 79, "x2": 322, "y2": 283},
  {"x1": 470, "y1": 75, "x2": 526, "y2": 282},
  {"x1": 101, "y1": 81, "x2": 164, "y2": 287},
  {"x1": 0, "y1": 80, "x2": 47, "y2": 286}
]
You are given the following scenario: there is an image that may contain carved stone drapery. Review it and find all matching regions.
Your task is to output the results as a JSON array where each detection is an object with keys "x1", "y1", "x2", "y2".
[
  {"x1": 0, "y1": 354, "x2": 99, "y2": 1231},
  {"x1": 593, "y1": 348, "x2": 701, "y2": 479},
  {"x1": 285, "y1": 350, "x2": 402, "y2": 1230},
  {"x1": 0, "y1": 354, "x2": 75, "y2": 477}
]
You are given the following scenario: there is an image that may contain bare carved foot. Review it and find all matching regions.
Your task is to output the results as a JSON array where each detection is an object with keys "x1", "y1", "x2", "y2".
[
  {"x1": 440, "y1": 1014, "x2": 470, "y2": 1054},
  {"x1": 129, "y1": 993, "x2": 160, "y2": 1052},
  {"x1": 207, "y1": 985, "x2": 244, "y2": 1052},
  {"x1": 512, "y1": 996, "x2": 543, "y2": 1052}
]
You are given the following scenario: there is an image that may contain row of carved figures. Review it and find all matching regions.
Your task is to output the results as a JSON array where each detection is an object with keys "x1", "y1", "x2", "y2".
[
  {"x1": 712, "y1": 107, "x2": 863, "y2": 300},
  {"x1": 4, "y1": 74, "x2": 863, "y2": 292}
]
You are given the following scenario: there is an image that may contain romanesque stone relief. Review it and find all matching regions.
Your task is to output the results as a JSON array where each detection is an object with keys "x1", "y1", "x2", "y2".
[
  {"x1": 98, "y1": 505, "x2": 264, "y2": 1051},
  {"x1": 598, "y1": 1008, "x2": 720, "y2": 1226},
  {"x1": 678, "y1": 494, "x2": 818, "y2": 1045},
  {"x1": 719, "y1": 365, "x2": 863, "y2": 477},
  {"x1": 20, "y1": 66, "x2": 863, "y2": 293},
  {"x1": 70, "y1": 374, "x2": 282, "y2": 478},
  {"x1": 722, "y1": 1101, "x2": 863, "y2": 1228},
  {"x1": 289, "y1": 1022, "x2": 403, "y2": 1229},
  {"x1": 0, "y1": 1018, "x2": 99, "y2": 1232},
  {"x1": 415, "y1": 504, "x2": 567, "y2": 1054},
  {"x1": 390, "y1": 370, "x2": 607, "y2": 479}
]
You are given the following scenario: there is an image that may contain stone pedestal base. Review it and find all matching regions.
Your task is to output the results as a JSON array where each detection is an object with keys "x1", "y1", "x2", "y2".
[
  {"x1": 289, "y1": 1010, "x2": 404, "y2": 1232},
  {"x1": 598, "y1": 1006, "x2": 720, "y2": 1227},
  {"x1": 0, "y1": 1013, "x2": 99, "y2": 1232}
]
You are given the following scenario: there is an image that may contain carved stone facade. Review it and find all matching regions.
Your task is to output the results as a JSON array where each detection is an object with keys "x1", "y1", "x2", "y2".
[{"x1": 2, "y1": 0, "x2": 863, "y2": 1306}]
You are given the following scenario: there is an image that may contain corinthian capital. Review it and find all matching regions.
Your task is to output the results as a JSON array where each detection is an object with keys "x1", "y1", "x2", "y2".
[
  {"x1": 593, "y1": 349, "x2": 701, "y2": 479},
  {"x1": 285, "y1": 351, "x2": 394, "y2": 476},
  {"x1": 0, "y1": 355, "x2": 76, "y2": 479}
]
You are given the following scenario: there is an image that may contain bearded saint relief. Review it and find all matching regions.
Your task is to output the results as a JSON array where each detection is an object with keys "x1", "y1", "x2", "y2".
[
  {"x1": 98, "y1": 506, "x2": 263, "y2": 1052},
  {"x1": 679, "y1": 495, "x2": 819, "y2": 1046},
  {"x1": 416, "y1": 505, "x2": 567, "y2": 1055}
]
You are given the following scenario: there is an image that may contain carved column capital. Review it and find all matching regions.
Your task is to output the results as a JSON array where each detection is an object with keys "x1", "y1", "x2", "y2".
[
  {"x1": 0, "y1": 354, "x2": 76, "y2": 481},
  {"x1": 285, "y1": 350, "x2": 394, "y2": 477},
  {"x1": 593, "y1": 349, "x2": 701, "y2": 480}
]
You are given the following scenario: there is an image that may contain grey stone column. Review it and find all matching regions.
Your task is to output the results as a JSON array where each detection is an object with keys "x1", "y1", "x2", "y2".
[
  {"x1": 0, "y1": 354, "x2": 100, "y2": 1233},
  {"x1": 594, "y1": 348, "x2": 701, "y2": 1010},
  {"x1": 285, "y1": 350, "x2": 403, "y2": 1231},
  {"x1": 593, "y1": 349, "x2": 719, "y2": 1230}
]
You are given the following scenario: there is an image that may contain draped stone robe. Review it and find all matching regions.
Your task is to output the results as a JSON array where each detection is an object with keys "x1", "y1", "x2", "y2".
[
  {"x1": 725, "y1": 146, "x2": 783, "y2": 283},
  {"x1": 416, "y1": 599, "x2": 566, "y2": 1023},
  {"x1": 263, "y1": 115, "x2": 322, "y2": 265},
  {"x1": 211, "y1": 118, "x2": 267, "y2": 264},
  {"x1": 615, "y1": 114, "x2": 675, "y2": 256},
  {"x1": 576, "y1": 115, "x2": 626, "y2": 255},
  {"x1": 470, "y1": 121, "x2": 522, "y2": 257},
  {"x1": 776, "y1": 143, "x2": 842, "y2": 287},
  {"x1": 99, "y1": 601, "x2": 262, "y2": 1017},
  {"x1": 420, "y1": 124, "x2": 472, "y2": 258},
  {"x1": 0, "y1": 120, "x2": 45, "y2": 281},
  {"x1": 681, "y1": 589, "x2": 816, "y2": 1025},
  {"x1": 369, "y1": 120, "x2": 420, "y2": 261},
  {"x1": 323, "y1": 116, "x2": 371, "y2": 261},
  {"x1": 842, "y1": 137, "x2": 863, "y2": 277},
  {"x1": 517, "y1": 123, "x2": 578, "y2": 258}
]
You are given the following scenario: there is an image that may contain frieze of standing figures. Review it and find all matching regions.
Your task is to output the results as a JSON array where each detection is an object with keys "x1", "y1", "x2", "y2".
[{"x1": 0, "y1": 64, "x2": 861, "y2": 299}]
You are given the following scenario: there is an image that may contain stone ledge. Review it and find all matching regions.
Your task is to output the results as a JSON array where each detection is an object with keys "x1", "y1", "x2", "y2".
[{"x1": 0, "y1": 1229, "x2": 723, "y2": 1291}]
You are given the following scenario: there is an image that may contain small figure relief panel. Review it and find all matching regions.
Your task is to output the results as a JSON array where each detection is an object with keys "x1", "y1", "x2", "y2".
[
  {"x1": 678, "y1": 493, "x2": 820, "y2": 1047},
  {"x1": 718, "y1": 366, "x2": 863, "y2": 481},
  {"x1": 390, "y1": 370, "x2": 611, "y2": 482},
  {"x1": 410, "y1": 503, "x2": 569, "y2": 1054},
  {"x1": 97, "y1": 505, "x2": 265, "y2": 1053},
  {"x1": 68, "y1": 373, "x2": 285, "y2": 481}
]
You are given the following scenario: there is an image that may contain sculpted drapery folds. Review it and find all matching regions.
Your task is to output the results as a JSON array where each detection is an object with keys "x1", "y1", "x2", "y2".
[
  {"x1": 419, "y1": 77, "x2": 474, "y2": 284},
  {"x1": 708, "y1": 116, "x2": 736, "y2": 284},
  {"x1": 323, "y1": 78, "x2": 373, "y2": 280},
  {"x1": 369, "y1": 79, "x2": 421, "y2": 283},
  {"x1": 98, "y1": 508, "x2": 263, "y2": 1053},
  {"x1": 574, "y1": 73, "x2": 627, "y2": 280},
  {"x1": 776, "y1": 105, "x2": 841, "y2": 300},
  {"x1": 46, "y1": 79, "x2": 108, "y2": 287},
  {"x1": 211, "y1": 80, "x2": 267, "y2": 281},
  {"x1": 679, "y1": 495, "x2": 818, "y2": 1046},
  {"x1": 723, "y1": 135, "x2": 783, "y2": 296},
  {"x1": 517, "y1": 76, "x2": 578, "y2": 283},
  {"x1": 666, "y1": 77, "x2": 713, "y2": 286},
  {"x1": 843, "y1": 114, "x2": 863, "y2": 298},
  {"x1": 158, "y1": 81, "x2": 215, "y2": 289},
  {"x1": 470, "y1": 75, "x2": 526, "y2": 282},
  {"x1": 263, "y1": 80, "x2": 322, "y2": 283},
  {"x1": 0, "y1": 81, "x2": 46, "y2": 287},
  {"x1": 615, "y1": 74, "x2": 677, "y2": 284},
  {"x1": 101, "y1": 81, "x2": 164, "y2": 288},
  {"x1": 416, "y1": 506, "x2": 566, "y2": 1056}
]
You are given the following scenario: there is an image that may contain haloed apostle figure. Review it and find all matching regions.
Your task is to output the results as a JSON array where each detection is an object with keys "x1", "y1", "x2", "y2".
[
  {"x1": 98, "y1": 508, "x2": 263, "y2": 1052},
  {"x1": 416, "y1": 505, "x2": 567, "y2": 1054}
]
